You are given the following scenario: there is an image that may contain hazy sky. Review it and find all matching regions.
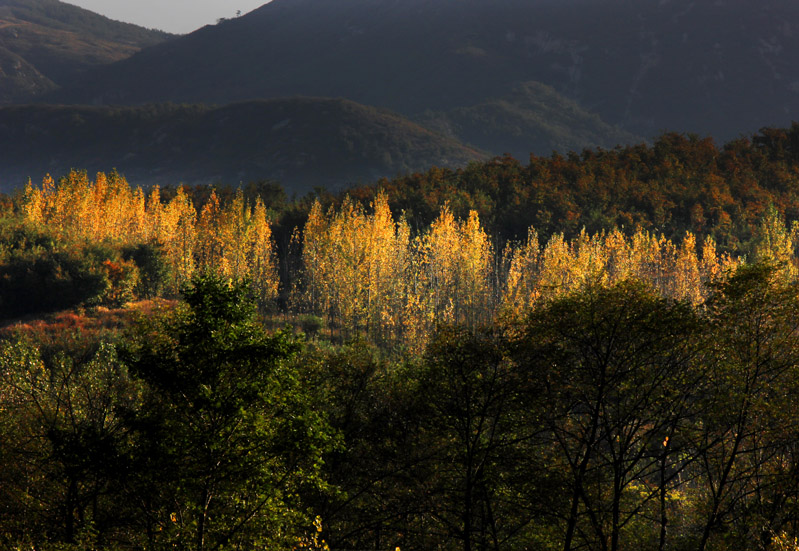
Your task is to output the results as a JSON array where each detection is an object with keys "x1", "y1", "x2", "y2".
[{"x1": 64, "y1": 0, "x2": 269, "y2": 34}]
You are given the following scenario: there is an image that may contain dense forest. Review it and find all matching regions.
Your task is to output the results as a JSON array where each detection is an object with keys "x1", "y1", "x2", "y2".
[{"x1": 5, "y1": 128, "x2": 799, "y2": 550}]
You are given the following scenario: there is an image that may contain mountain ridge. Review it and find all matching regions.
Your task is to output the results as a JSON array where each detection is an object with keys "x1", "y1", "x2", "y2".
[{"x1": 50, "y1": 0, "x2": 799, "y2": 144}]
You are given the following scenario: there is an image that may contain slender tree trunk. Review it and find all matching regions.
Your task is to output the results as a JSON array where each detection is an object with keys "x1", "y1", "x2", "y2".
[
  {"x1": 563, "y1": 413, "x2": 600, "y2": 551},
  {"x1": 611, "y1": 465, "x2": 622, "y2": 551},
  {"x1": 482, "y1": 482, "x2": 501, "y2": 551},
  {"x1": 564, "y1": 383, "x2": 604, "y2": 551},
  {"x1": 698, "y1": 417, "x2": 747, "y2": 551},
  {"x1": 659, "y1": 448, "x2": 669, "y2": 551},
  {"x1": 197, "y1": 486, "x2": 210, "y2": 551}
]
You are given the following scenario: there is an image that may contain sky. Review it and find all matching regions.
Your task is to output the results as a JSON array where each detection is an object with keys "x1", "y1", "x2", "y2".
[{"x1": 64, "y1": 0, "x2": 269, "y2": 34}]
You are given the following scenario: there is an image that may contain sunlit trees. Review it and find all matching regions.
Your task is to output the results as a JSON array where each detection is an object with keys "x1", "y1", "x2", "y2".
[
  {"x1": 16, "y1": 172, "x2": 280, "y2": 307},
  {"x1": 297, "y1": 196, "x2": 494, "y2": 349},
  {"x1": 12, "y1": 172, "x2": 784, "y2": 349},
  {"x1": 295, "y1": 191, "x2": 752, "y2": 350},
  {"x1": 249, "y1": 197, "x2": 280, "y2": 306},
  {"x1": 194, "y1": 189, "x2": 279, "y2": 304},
  {"x1": 751, "y1": 205, "x2": 799, "y2": 281},
  {"x1": 499, "y1": 227, "x2": 739, "y2": 320},
  {"x1": 502, "y1": 228, "x2": 541, "y2": 318},
  {"x1": 298, "y1": 192, "x2": 412, "y2": 344},
  {"x1": 420, "y1": 207, "x2": 493, "y2": 328}
]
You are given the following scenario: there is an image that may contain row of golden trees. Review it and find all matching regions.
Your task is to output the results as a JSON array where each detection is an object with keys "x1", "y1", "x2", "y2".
[
  {"x1": 20, "y1": 170, "x2": 279, "y2": 303},
  {"x1": 16, "y1": 171, "x2": 799, "y2": 350},
  {"x1": 296, "y1": 193, "x2": 783, "y2": 351}
]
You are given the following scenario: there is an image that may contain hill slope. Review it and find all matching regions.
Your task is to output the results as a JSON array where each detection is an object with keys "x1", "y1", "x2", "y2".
[
  {"x1": 0, "y1": 45, "x2": 54, "y2": 102},
  {"x1": 418, "y1": 82, "x2": 640, "y2": 159},
  {"x1": 52, "y1": 0, "x2": 799, "y2": 145},
  {"x1": 0, "y1": 99, "x2": 487, "y2": 192},
  {"x1": 0, "y1": 0, "x2": 171, "y2": 101}
]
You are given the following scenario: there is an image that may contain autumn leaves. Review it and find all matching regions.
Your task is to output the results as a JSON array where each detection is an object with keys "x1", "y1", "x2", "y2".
[
  {"x1": 21, "y1": 170, "x2": 279, "y2": 303},
  {"x1": 298, "y1": 195, "x2": 493, "y2": 349},
  {"x1": 298, "y1": 192, "x2": 744, "y2": 350}
]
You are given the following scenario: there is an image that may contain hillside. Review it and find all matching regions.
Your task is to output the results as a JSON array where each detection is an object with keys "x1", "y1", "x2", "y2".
[
  {"x1": 50, "y1": 0, "x2": 799, "y2": 147},
  {"x1": 418, "y1": 81, "x2": 640, "y2": 159},
  {"x1": 0, "y1": 99, "x2": 487, "y2": 192},
  {"x1": 338, "y1": 125, "x2": 799, "y2": 253},
  {"x1": 0, "y1": 44, "x2": 54, "y2": 102},
  {"x1": 0, "y1": 0, "x2": 172, "y2": 102}
]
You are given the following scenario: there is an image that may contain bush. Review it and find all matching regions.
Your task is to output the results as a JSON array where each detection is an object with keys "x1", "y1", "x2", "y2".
[
  {"x1": 298, "y1": 314, "x2": 325, "y2": 339},
  {"x1": 0, "y1": 249, "x2": 107, "y2": 318},
  {"x1": 122, "y1": 242, "x2": 172, "y2": 299}
]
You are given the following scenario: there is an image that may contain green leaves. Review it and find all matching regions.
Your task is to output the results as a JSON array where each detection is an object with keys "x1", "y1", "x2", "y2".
[{"x1": 125, "y1": 274, "x2": 334, "y2": 550}]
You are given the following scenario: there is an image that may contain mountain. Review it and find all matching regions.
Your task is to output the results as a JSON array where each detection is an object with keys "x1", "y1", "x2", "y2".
[
  {"x1": 0, "y1": 0, "x2": 172, "y2": 102},
  {"x1": 0, "y1": 99, "x2": 487, "y2": 193},
  {"x1": 0, "y1": 45, "x2": 54, "y2": 103},
  {"x1": 51, "y1": 0, "x2": 799, "y2": 146}
]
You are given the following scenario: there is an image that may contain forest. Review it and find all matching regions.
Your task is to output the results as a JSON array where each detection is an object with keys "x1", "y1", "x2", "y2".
[{"x1": 4, "y1": 128, "x2": 799, "y2": 550}]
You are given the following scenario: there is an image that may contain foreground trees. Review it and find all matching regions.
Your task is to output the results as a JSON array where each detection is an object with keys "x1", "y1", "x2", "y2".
[
  {"x1": 418, "y1": 326, "x2": 538, "y2": 551},
  {"x1": 124, "y1": 275, "x2": 336, "y2": 551},
  {"x1": 694, "y1": 264, "x2": 799, "y2": 550},
  {"x1": 312, "y1": 264, "x2": 799, "y2": 551},
  {"x1": 3, "y1": 265, "x2": 799, "y2": 550},
  {"x1": 0, "y1": 338, "x2": 140, "y2": 546},
  {"x1": 0, "y1": 276, "x2": 335, "y2": 550},
  {"x1": 517, "y1": 281, "x2": 705, "y2": 551}
]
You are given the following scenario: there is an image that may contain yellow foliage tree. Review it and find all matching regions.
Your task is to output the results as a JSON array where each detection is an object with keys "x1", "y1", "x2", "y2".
[
  {"x1": 299, "y1": 192, "x2": 411, "y2": 343},
  {"x1": 415, "y1": 205, "x2": 493, "y2": 332},
  {"x1": 502, "y1": 228, "x2": 541, "y2": 318}
]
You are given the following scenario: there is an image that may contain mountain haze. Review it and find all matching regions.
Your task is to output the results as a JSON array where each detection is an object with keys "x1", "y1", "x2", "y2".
[
  {"x1": 418, "y1": 82, "x2": 639, "y2": 158},
  {"x1": 49, "y1": 0, "x2": 643, "y2": 158},
  {"x1": 0, "y1": 99, "x2": 486, "y2": 192}
]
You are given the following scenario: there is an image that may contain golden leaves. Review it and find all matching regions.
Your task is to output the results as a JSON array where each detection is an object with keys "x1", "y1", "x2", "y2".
[{"x1": 18, "y1": 172, "x2": 279, "y2": 304}]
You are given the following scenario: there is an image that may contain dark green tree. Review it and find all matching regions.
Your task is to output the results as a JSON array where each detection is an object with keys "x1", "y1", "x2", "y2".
[
  {"x1": 0, "y1": 338, "x2": 141, "y2": 548},
  {"x1": 694, "y1": 262, "x2": 799, "y2": 551},
  {"x1": 125, "y1": 275, "x2": 335, "y2": 551},
  {"x1": 517, "y1": 280, "x2": 704, "y2": 551},
  {"x1": 418, "y1": 325, "x2": 544, "y2": 551},
  {"x1": 122, "y1": 241, "x2": 173, "y2": 299},
  {"x1": 302, "y1": 341, "x2": 431, "y2": 551}
]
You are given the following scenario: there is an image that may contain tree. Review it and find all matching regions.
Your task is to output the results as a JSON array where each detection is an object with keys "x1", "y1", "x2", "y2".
[
  {"x1": 693, "y1": 262, "x2": 799, "y2": 551},
  {"x1": 419, "y1": 325, "x2": 543, "y2": 551},
  {"x1": 517, "y1": 280, "x2": 704, "y2": 551},
  {"x1": 125, "y1": 275, "x2": 335, "y2": 551},
  {"x1": 302, "y1": 342, "x2": 429, "y2": 551},
  {"x1": 0, "y1": 338, "x2": 141, "y2": 548}
]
